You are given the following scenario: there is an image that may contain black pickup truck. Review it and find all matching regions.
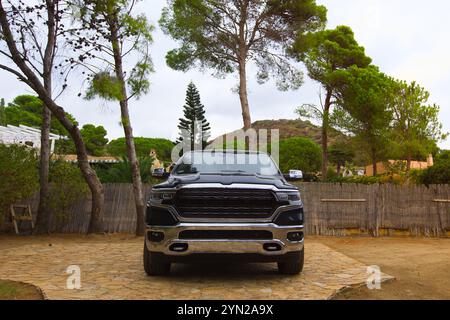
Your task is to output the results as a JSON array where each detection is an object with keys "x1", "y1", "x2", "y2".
[{"x1": 144, "y1": 150, "x2": 304, "y2": 275}]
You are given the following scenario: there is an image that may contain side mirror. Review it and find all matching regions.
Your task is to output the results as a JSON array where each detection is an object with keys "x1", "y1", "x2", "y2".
[{"x1": 285, "y1": 170, "x2": 303, "y2": 181}]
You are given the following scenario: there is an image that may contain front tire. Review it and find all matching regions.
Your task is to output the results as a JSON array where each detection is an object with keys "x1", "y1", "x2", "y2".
[
  {"x1": 278, "y1": 248, "x2": 304, "y2": 275},
  {"x1": 144, "y1": 243, "x2": 171, "y2": 276}
]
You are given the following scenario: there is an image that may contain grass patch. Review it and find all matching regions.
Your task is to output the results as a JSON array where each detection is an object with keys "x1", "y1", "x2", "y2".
[{"x1": 0, "y1": 280, "x2": 43, "y2": 300}]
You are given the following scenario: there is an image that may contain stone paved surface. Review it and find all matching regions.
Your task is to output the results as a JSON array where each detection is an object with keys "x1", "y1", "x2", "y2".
[{"x1": 0, "y1": 236, "x2": 393, "y2": 300}]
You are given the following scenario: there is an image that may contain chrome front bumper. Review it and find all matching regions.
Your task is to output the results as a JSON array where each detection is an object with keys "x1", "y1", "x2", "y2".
[{"x1": 145, "y1": 223, "x2": 304, "y2": 256}]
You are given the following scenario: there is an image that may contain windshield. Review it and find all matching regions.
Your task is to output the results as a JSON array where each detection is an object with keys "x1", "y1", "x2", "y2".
[{"x1": 173, "y1": 151, "x2": 280, "y2": 176}]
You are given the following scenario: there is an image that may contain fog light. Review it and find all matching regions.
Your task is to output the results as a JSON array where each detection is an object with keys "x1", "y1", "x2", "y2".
[
  {"x1": 169, "y1": 243, "x2": 188, "y2": 252},
  {"x1": 263, "y1": 243, "x2": 282, "y2": 252},
  {"x1": 148, "y1": 231, "x2": 164, "y2": 242},
  {"x1": 287, "y1": 232, "x2": 303, "y2": 242}
]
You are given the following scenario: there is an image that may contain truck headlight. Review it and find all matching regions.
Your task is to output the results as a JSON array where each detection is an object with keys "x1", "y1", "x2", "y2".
[
  {"x1": 149, "y1": 190, "x2": 176, "y2": 204},
  {"x1": 276, "y1": 191, "x2": 301, "y2": 203}
]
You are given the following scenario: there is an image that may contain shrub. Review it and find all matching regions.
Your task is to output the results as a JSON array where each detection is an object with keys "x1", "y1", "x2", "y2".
[
  {"x1": 48, "y1": 161, "x2": 89, "y2": 219},
  {"x1": 107, "y1": 137, "x2": 174, "y2": 162},
  {"x1": 419, "y1": 160, "x2": 450, "y2": 186},
  {"x1": 95, "y1": 156, "x2": 156, "y2": 184},
  {"x1": 278, "y1": 137, "x2": 322, "y2": 173},
  {"x1": 0, "y1": 144, "x2": 38, "y2": 218},
  {"x1": 327, "y1": 175, "x2": 381, "y2": 184},
  {"x1": 407, "y1": 169, "x2": 423, "y2": 185},
  {"x1": 326, "y1": 167, "x2": 339, "y2": 181}
]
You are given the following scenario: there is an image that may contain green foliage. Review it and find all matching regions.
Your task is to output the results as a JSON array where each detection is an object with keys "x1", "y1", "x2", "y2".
[
  {"x1": 328, "y1": 139, "x2": 355, "y2": 169},
  {"x1": 95, "y1": 156, "x2": 155, "y2": 184},
  {"x1": 326, "y1": 168, "x2": 429, "y2": 185},
  {"x1": 0, "y1": 144, "x2": 39, "y2": 217},
  {"x1": 332, "y1": 66, "x2": 395, "y2": 165},
  {"x1": 293, "y1": 26, "x2": 372, "y2": 178},
  {"x1": 80, "y1": 124, "x2": 108, "y2": 156},
  {"x1": 389, "y1": 81, "x2": 447, "y2": 163},
  {"x1": 419, "y1": 160, "x2": 450, "y2": 186},
  {"x1": 407, "y1": 169, "x2": 424, "y2": 185},
  {"x1": 55, "y1": 124, "x2": 109, "y2": 156},
  {"x1": 326, "y1": 167, "x2": 339, "y2": 180},
  {"x1": 48, "y1": 161, "x2": 89, "y2": 219},
  {"x1": 435, "y1": 149, "x2": 450, "y2": 163},
  {"x1": 295, "y1": 26, "x2": 371, "y2": 122},
  {"x1": 279, "y1": 137, "x2": 322, "y2": 173},
  {"x1": 327, "y1": 175, "x2": 381, "y2": 185},
  {"x1": 79, "y1": 0, "x2": 154, "y2": 102},
  {"x1": 107, "y1": 137, "x2": 174, "y2": 162},
  {"x1": 127, "y1": 61, "x2": 154, "y2": 99},
  {"x1": 85, "y1": 72, "x2": 124, "y2": 101},
  {"x1": 3, "y1": 95, "x2": 78, "y2": 136},
  {"x1": 160, "y1": 0, "x2": 327, "y2": 90},
  {"x1": 294, "y1": 25, "x2": 372, "y2": 89},
  {"x1": 177, "y1": 82, "x2": 211, "y2": 150}
]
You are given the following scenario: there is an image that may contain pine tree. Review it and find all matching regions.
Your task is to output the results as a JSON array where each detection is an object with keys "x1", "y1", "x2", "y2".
[
  {"x1": 0, "y1": 98, "x2": 5, "y2": 126},
  {"x1": 177, "y1": 83, "x2": 211, "y2": 150}
]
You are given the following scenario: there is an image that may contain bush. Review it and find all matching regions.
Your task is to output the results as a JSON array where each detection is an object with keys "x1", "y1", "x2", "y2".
[
  {"x1": 278, "y1": 137, "x2": 322, "y2": 173},
  {"x1": 326, "y1": 167, "x2": 339, "y2": 181},
  {"x1": 49, "y1": 161, "x2": 89, "y2": 219},
  {"x1": 419, "y1": 160, "x2": 450, "y2": 185},
  {"x1": 327, "y1": 170, "x2": 424, "y2": 185},
  {"x1": 0, "y1": 144, "x2": 38, "y2": 218},
  {"x1": 107, "y1": 137, "x2": 174, "y2": 162},
  {"x1": 95, "y1": 156, "x2": 156, "y2": 184},
  {"x1": 327, "y1": 175, "x2": 381, "y2": 184}
]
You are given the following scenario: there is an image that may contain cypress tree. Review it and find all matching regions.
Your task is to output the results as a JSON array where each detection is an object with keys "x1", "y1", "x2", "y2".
[{"x1": 177, "y1": 82, "x2": 211, "y2": 150}]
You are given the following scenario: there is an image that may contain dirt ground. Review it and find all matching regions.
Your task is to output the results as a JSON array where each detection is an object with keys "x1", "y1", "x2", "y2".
[
  {"x1": 311, "y1": 236, "x2": 450, "y2": 300},
  {"x1": 0, "y1": 234, "x2": 393, "y2": 300},
  {"x1": 0, "y1": 235, "x2": 448, "y2": 300}
]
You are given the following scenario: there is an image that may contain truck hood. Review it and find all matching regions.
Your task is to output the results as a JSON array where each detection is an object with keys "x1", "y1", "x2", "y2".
[{"x1": 153, "y1": 173, "x2": 298, "y2": 190}]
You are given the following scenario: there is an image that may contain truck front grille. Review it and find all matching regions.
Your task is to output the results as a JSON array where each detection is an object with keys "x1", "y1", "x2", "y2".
[
  {"x1": 174, "y1": 188, "x2": 277, "y2": 219},
  {"x1": 179, "y1": 230, "x2": 273, "y2": 240}
]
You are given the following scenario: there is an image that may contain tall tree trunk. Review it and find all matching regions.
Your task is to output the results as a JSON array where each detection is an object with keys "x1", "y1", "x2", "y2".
[
  {"x1": 321, "y1": 89, "x2": 332, "y2": 180},
  {"x1": 238, "y1": 3, "x2": 251, "y2": 134},
  {"x1": 35, "y1": 0, "x2": 55, "y2": 234},
  {"x1": 35, "y1": 93, "x2": 52, "y2": 234},
  {"x1": 120, "y1": 100, "x2": 145, "y2": 236},
  {"x1": 111, "y1": 21, "x2": 145, "y2": 236},
  {"x1": 238, "y1": 60, "x2": 251, "y2": 131},
  {"x1": 0, "y1": 1, "x2": 105, "y2": 234}
]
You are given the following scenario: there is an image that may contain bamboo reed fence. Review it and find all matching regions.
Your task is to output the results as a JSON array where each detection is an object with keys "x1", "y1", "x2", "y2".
[{"x1": 5, "y1": 183, "x2": 449, "y2": 236}]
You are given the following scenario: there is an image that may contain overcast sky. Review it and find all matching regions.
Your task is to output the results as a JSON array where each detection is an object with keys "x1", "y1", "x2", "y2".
[{"x1": 1, "y1": 0, "x2": 449, "y2": 148}]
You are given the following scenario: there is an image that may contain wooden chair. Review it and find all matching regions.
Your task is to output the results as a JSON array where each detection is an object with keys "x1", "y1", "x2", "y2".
[{"x1": 10, "y1": 204, "x2": 34, "y2": 235}]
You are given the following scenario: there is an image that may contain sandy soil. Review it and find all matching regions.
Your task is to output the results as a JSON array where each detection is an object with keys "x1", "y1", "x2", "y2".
[{"x1": 311, "y1": 236, "x2": 450, "y2": 300}]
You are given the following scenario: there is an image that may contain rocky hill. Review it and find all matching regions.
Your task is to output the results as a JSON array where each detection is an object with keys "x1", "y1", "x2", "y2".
[{"x1": 211, "y1": 119, "x2": 347, "y2": 145}]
